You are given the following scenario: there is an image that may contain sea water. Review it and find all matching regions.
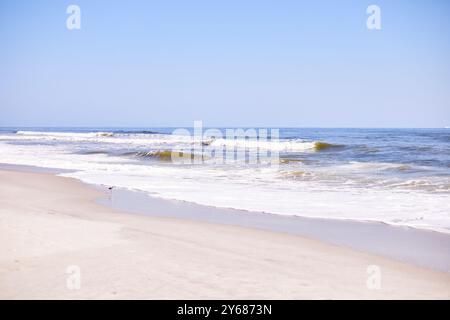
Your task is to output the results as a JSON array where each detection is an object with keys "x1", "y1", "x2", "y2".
[{"x1": 0, "y1": 127, "x2": 449, "y2": 232}]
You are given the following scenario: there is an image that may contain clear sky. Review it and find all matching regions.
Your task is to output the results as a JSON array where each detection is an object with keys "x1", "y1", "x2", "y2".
[{"x1": 0, "y1": 0, "x2": 449, "y2": 127}]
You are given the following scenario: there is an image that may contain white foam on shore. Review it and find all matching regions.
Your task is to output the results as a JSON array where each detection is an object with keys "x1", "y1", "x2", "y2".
[{"x1": 1, "y1": 138, "x2": 449, "y2": 233}]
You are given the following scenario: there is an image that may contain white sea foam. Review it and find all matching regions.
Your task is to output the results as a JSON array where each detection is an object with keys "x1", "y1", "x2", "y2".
[
  {"x1": 6, "y1": 131, "x2": 338, "y2": 153},
  {"x1": 1, "y1": 137, "x2": 449, "y2": 233},
  {"x1": 16, "y1": 130, "x2": 115, "y2": 137},
  {"x1": 210, "y1": 138, "x2": 318, "y2": 152},
  {"x1": 3, "y1": 131, "x2": 195, "y2": 146}
]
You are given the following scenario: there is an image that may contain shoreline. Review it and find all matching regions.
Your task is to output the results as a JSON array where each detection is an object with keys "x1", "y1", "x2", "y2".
[
  {"x1": 100, "y1": 188, "x2": 450, "y2": 273},
  {"x1": 3, "y1": 162, "x2": 449, "y2": 235},
  {"x1": 0, "y1": 167, "x2": 449, "y2": 298},
  {"x1": 3, "y1": 163, "x2": 450, "y2": 272}
]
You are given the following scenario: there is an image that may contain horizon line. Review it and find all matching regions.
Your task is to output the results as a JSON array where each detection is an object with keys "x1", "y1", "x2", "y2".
[{"x1": 1, "y1": 126, "x2": 449, "y2": 130}]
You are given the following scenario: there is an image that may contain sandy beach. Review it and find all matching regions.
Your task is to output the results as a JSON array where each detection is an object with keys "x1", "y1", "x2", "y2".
[{"x1": 0, "y1": 168, "x2": 449, "y2": 299}]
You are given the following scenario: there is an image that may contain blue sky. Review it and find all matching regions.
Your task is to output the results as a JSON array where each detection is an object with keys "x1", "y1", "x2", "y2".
[{"x1": 0, "y1": 0, "x2": 449, "y2": 127}]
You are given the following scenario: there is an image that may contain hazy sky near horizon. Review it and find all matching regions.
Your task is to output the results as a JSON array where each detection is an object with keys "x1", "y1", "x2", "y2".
[{"x1": 0, "y1": 0, "x2": 449, "y2": 127}]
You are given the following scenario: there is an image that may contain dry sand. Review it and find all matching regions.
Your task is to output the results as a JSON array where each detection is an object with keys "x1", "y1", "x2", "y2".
[{"x1": 0, "y1": 169, "x2": 449, "y2": 299}]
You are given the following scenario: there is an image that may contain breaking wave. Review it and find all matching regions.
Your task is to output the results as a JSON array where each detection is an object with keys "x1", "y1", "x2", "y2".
[
  {"x1": 209, "y1": 138, "x2": 343, "y2": 152},
  {"x1": 10, "y1": 131, "x2": 343, "y2": 153},
  {"x1": 16, "y1": 131, "x2": 115, "y2": 137}
]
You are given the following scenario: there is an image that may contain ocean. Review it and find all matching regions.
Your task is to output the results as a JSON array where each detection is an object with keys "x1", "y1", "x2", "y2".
[{"x1": 0, "y1": 127, "x2": 449, "y2": 233}]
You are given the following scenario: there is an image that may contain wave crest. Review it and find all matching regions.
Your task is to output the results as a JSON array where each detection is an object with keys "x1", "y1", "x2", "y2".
[
  {"x1": 210, "y1": 138, "x2": 343, "y2": 152},
  {"x1": 16, "y1": 131, "x2": 115, "y2": 138}
]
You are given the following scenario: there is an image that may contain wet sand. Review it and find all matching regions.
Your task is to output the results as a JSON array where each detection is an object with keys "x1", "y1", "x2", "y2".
[
  {"x1": 102, "y1": 188, "x2": 450, "y2": 272},
  {"x1": 0, "y1": 168, "x2": 449, "y2": 299}
]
